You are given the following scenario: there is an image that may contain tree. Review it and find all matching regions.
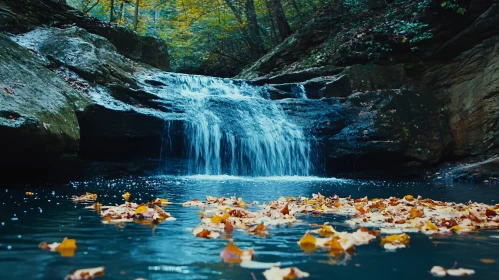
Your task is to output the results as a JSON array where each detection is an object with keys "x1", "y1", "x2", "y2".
[
  {"x1": 245, "y1": 0, "x2": 265, "y2": 56},
  {"x1": 133, "y1": 0, "x2": 140, "y2": 31},
  {"x1": 267, "y1": 0, "x2": 292, "y2": 41},
  {"x1": 109, "y1": 0, "x2": 115, "y2": 22}
]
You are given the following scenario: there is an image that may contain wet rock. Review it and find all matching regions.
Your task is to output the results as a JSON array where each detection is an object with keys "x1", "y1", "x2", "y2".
[
  {"x1": 424, "y1": 34, "x2": 499, "y2": 157},
  {"x1": 251, "y1": 65, "x2": 344, "y2": 85},
  {"x1": 0, "y1": 0, "x2": 169, "y2": 70},
  {"x1": 343, "y1": 64, "x2": 406, "y2": 91},
  {"x1": 441, "y1": 157, "x2": 499, "y2": 183},
  {"x1": 0, "y1": 33, "x2": 89, "y2": 168}
]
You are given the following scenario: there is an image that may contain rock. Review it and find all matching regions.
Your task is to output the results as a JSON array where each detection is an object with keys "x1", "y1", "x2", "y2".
[
  {"x1": 0, "y1": 0, "x2": 169, "y2": 70},
  {"x1": 442, "y1": 157, "x2": 499, "y2": 183},
  {"x1": 280, "y1": 85, "x2": 453, "y2": 176},
  {"x1": 251, "y1": 65, "x2": 344, "y2": 85},
  {"x1": 11, "y1": 26, "x2": 183, "y2": 163},
  {"x1": 303, "y1": 75, "x2": 352, "y2": 99},
  {"x1": 0, "y1": 33, "x2": 89, "y2": 168},
  {"x1": 424, "y1": 35, "x2": 499, "y2": 157},
  {"x1": 14, "y1": 27, "x2": 138, "y2": 86},
  {"x1": 236, "y1": 16, "x2": 338, "y2": 79},
  {"x1": 343, "y1": 64, "x2": 407, "y2": 91}
]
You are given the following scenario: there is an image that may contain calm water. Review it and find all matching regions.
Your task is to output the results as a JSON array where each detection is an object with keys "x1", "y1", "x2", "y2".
[{"x1": 1, "y1": 175, "x2": 499, "y2": 279}]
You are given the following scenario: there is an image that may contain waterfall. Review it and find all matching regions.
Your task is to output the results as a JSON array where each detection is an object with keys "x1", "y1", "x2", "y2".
[{"x1": 142, "y1": 73, "x2": 312, "y2": 177}]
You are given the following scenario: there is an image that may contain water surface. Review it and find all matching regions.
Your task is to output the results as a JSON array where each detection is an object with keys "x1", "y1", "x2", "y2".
[{"x1": 1, "y1": 176, "x2": 498, "y2": 279}]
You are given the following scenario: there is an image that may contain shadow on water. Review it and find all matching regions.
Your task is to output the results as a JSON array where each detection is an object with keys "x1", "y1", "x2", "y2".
[{"x1": 1, "y1": 176, "x2": 499, "y2": 279}]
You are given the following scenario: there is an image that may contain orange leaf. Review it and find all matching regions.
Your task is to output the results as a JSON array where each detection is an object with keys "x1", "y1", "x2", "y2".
[
  {"x1": 469, "y1": 212, "x2": 483, "y2": 222},
  {"x1": 333, "y1": 201, "x2": 340, "y2": 208},
  {"x1": 196, "y1": 229, "x2": 211, "y2": 238},
  {"x1": 220, "y1": 241, "x2": 243, "y2": 263},
  {"x1": 56, "y1": 238, "x2": 77, "y2": 257},
  {"x1": 280, "y1": 203, "x2": 290, "y2": 215},
  {"x1": 66, "y1": 266, "x2": 105, "y2": 280},
  {"x1": 486, "y1": 209, "x2": 497, "y2": 217},
  {"x1": 224, "y1": 221, "x2": 234, "y2": 233},
  {"x1": 409, "y1": 206, "x2": 424, "y2": 218}
]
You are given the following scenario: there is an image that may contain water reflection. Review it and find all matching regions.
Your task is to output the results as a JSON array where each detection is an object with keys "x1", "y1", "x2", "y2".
[{"x1": 1, "y1": 176, "x2": 499, "y2": 279}]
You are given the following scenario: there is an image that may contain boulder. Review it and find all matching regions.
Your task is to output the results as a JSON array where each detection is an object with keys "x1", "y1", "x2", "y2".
[
  {"x1": 0, "y1": 33, "x2": 89, "y2": 168},
  {"x1": 0, "y1": 0, "x2": 169, "y2": 70}
]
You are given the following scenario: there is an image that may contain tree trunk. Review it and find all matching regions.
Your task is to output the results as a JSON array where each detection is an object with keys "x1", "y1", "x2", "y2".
[
  {"x1": 133, "y1": 0, "x2": 139, "y2": 31},
  {"x1": 245, "y1": 0, "x2": 265, "y2": 55},
  {"x1": 118, "y1": 2, "x2": 124, "y2": 21},
  {"x1": 289, "y1": 0, "x2": 304, "y2": 27},
  {"x1": 110, "y1": 0, "x2": 115, "y2": 22},
  {"x1": 268, "y1": 0, "x2": 292, "y2": 41}
]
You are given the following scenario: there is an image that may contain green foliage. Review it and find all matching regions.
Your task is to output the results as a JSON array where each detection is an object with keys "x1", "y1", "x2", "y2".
[{"x1": 441, "y1": 0, "x2": 466, "y2": 15}]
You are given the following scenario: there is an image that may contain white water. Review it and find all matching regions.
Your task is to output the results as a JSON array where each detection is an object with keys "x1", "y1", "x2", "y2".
[{"x1": 142, "y1": 73, "x2": 312, "y2": 177}]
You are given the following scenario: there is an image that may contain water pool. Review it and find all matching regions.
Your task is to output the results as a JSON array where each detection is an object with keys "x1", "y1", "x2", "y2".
[{"x1": 1, "y1": 176, "x2": 498, "y2": 279}]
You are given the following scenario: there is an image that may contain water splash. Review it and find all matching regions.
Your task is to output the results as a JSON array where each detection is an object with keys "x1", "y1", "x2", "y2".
[{"x1": 142, "y1": 73, "x2": 312, "y2": 176}]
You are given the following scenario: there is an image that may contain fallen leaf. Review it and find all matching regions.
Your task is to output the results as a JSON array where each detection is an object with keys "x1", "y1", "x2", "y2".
[
  {"x1": 248, "y1": 223, "x2": 269, "y2": 237},
  {"x1": 66, "y1": 266, "x2": 105, "y2": 280},
  {"x1": 480, "y1": 258, "x2": 496, "y2": 264},
  {"x1": 410, "y1": 206, "x2": 424, "y2": 218},
  {"x1": 123, "y1": 192, "x2": 131, "y2": 201},
  {"x1": 220, "y1": 241, "x2": 243, "y2": 263},
  {"x1": 263, "y1": 267, "x2": 309, "y2": 280},
  {"x1": 135, "y1": 205, "x2": 148, "y2": 214},
  {"x1": 299, "y1": 232, "x2": 316, "y2": 251},
  {"x1": 26, "y1": 192, "x2": 34, "y2": 196},
  {"x1": 57, "y1": 237, "x2": 77, "y2": 257},
  {"x1": 280, "y1": 203, "x2": 290, "y2": 215}
]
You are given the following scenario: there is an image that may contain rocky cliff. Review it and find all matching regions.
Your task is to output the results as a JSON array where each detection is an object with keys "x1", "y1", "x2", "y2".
[{"x1": 239, "y1": 0, "x2": 499, "y2": 178}]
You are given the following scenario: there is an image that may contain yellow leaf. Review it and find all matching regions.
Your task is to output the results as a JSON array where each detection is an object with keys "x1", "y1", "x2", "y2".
[
  {"x1": 404, "y1": 195, "x2": 414, "y2": 201},
  {"x1": 299, "y1": 232, "x2": 316, "y2": 251},
  {"x1": 26, "y1": 192, "x2": 34, "y2": 196},
  {"x1": 426, "y1": 220, "x2": 439, "y2": 231},
  {"x1": 480, "y1": 258, "x2": 496, "y2": 264},
  {"x1": 328, "y1": 238, "x2": 345, "y2": 258},
  {"x1": 135, "y1": 205, "x2": 148, "y2": 214},
  {"x1": 197, "y1": 211, "x2": 205, "y2": 215},
  {"x1": 380, "y1": 233, "x2": 410, "y2": 245},
  {"x1": 318, "y1": 225, "x2": 336, "y2": 237},
  {"x1": 402, "y1": 38, "x2": 409, "y2": 43},
  {"x1": 210, "y1": 213, "x2": 230, "y2": 224},
  {"x1": 56, "y1": 237, "x2": 77, "y2": 257},
  {"x1": 123, "y1": 192, "x2": 131, "y2": 201},
  {"x1": 450, "y1": 225, "x2": 462, "y2": 232}
]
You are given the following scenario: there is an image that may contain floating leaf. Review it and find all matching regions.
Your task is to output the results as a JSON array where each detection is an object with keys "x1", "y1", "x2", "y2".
[
  {"x1": 211, "y1": 213, "x2": 230, "y2": 224},
  {"x1": 66, "y1": 266, "x2": 105, "y2": 280},
  {"x1": 220, "y1": 241, "x2": 243, "y2": 263},
  {"x1": 317, "y1": 225, "x2": 336, "y2": 237},
  {"x1": 56, "y1": 237, "x2": 77, "y2": 257},
  {"x1": 26, "y1": 192, "x2": 34, "y2": 196},
  {"x1": 123, "y1": 192, "x2": 131, "y2": 201},
  {"x1": 248, "y1": 223, "x2": 269, "y2": 237},
  {"x1": 380, "y1": 233, "x2": 410, "y2": 246},
  {"x1": 280, "y1": 203, "x2": 290, "y2": 215},
  {"x1": 135, "y1": 205, "x2": 148, "y2": 214},
  {"x1": 263, "y1": 267, "x2": 309, "y2": 280},
  {"x1": 409, "y1": 206, "x2": 424, "y2": 218},
  {"x1": 299, "y1": 232, "x2": 316, "y2": 251},
  {"x1": 480, "y1": 258, "x2": 496, "y2": 264}
]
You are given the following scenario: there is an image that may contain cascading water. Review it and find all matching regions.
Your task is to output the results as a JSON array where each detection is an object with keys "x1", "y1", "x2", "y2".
[{"x1": 142, "y1": 72, "x2": 312, "y2": 176}]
